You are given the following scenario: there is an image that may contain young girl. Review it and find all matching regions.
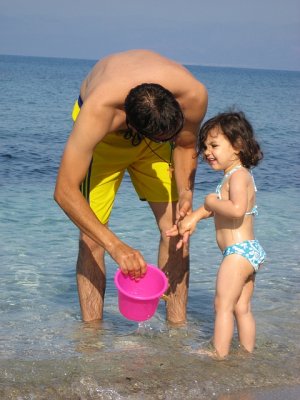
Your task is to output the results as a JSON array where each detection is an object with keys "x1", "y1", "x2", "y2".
[{"x1": 167, "y1": 111, "x2": 266, "y2": 359}]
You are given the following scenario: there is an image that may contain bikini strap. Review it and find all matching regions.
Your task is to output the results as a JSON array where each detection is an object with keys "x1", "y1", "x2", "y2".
[
  {"x1": 216, "y1": 165, "x2": 243, "y2": 199},
  {"x1": 216, "y1": 166, "x2": 258, "y2": 215},
  {"x1": 250, "y1": 169, "x2": 257, "y2": 192}
]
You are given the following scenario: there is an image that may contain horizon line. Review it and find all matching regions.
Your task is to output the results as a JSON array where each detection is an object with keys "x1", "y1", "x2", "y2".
[{"x1": 0, "y1": 52, "x2": 299, "y2": 73}]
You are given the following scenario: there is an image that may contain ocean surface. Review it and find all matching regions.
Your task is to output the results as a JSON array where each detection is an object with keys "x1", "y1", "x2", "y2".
[{"x1": 0, "y1": 55, "x2": 299, "y2": 399}]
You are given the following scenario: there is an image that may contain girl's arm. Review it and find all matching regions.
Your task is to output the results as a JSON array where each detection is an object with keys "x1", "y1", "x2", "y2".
[
  {"x1": 179, "y1": 205, "x2": 212, "y2": 234},
  {"x1": 205, "y1": 171, "x2": 249, "y2": 218}
]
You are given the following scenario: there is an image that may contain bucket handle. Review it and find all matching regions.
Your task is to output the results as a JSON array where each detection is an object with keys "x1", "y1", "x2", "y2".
[{"x1": 161, "y1": 294, "x2": 169, "y2": 302}]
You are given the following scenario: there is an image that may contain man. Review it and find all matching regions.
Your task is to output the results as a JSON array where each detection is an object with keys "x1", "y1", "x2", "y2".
[{"x1": 54, "y1": 49, "x2": 208, "y2": 324}]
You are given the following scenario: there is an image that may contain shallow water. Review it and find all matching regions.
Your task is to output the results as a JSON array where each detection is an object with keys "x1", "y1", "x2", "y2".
[
  {"x1": 0, "y1": 55, "x2": 300, "y2": 398},
  {"x1": 1, "y1": 184, "x2": 299, "y2": 399}
]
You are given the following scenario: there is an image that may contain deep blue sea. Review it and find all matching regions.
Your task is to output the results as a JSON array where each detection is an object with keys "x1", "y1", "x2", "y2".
[{"x1": 0, "y1": 55, "x2": 300, "y2": 399}]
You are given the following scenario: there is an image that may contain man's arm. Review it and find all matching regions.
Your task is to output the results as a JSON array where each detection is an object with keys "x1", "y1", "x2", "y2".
[
  {"x1": 173, "y1": 136, "x2": 197, "y2": 215},
  {"x1": 171, "y1": 125, "x2": 198, "y2": 252},
  {"x1": 173, "y1": 84, "x2": 208, "y2": 218},
  {"x1": 172, "y1": 84, "x2": 208, "y2": 245},
  {"x1": 54, "y1": 99, "x2": 147, "y2": 278}
]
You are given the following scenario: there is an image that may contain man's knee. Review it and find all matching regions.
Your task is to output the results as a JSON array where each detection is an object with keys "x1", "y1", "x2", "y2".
[
  {"x1": 79, "y1": 233, "x2": 104, "y2": 254},
  {"x1": 77, "y1": 233, "x2": 106, "y2": 277},
  {"x1": 150, "y1": 201, "x2": 176, "y2": 229}
]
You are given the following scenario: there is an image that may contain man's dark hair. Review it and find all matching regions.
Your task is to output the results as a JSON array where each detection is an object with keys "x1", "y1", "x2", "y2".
[{"x1": 124, "y1": 83, "x2": 184, "y2": 141}]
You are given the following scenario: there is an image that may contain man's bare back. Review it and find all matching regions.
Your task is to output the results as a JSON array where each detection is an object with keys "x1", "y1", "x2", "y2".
[{"x1": 79, "y1": 50, "x2": 207, "y2": 135}]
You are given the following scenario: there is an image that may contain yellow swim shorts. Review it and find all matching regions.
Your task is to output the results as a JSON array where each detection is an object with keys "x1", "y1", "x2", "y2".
[{"x1": 72, "y1": 98, "x2": 178, "y2": 224}]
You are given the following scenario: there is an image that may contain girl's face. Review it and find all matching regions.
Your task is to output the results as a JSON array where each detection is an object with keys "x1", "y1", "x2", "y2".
[{"x1": 203, "y1": 127, "x2": 241, "y2": 173}]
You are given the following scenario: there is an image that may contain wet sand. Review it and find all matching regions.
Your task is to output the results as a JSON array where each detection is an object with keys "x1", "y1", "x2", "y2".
[
  {"x1": 1, "y1": 346, "x2": 299, "y2": 400},
  {"x1": 219, "y1": 384, "x2": 300, "y2": 400}
]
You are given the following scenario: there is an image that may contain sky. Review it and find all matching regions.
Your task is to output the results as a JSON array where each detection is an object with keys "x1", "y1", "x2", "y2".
[{"x1": 1, "y1": 0, "x2": 299, "y2": 71}]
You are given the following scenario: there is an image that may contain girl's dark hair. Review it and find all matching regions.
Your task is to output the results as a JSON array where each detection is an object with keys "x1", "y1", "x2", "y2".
[
  {"x1": 124, "y1": 83, "x2": 184, "y2": 141},
  {"x1": 198, "y1": 111, "x2": 263, "y2": 168}
]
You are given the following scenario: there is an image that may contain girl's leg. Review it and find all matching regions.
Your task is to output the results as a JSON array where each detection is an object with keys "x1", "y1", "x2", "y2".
[
  {"x1": 213, "y1": 255, "x2": 253, "y2": 358},
  {"x1": 234, "y1": 274, "x2": 256, "y2": 352}
]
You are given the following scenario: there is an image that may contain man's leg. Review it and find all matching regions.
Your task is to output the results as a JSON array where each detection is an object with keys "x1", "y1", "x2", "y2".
[
  {"x1": 76, "y1": 232, "x2": 106, "y2": 322},
  {"x1": 149, "y1": 201, "x2": 189, "y2": 325}
]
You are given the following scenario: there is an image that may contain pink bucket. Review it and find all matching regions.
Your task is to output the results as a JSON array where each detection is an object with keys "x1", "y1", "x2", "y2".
[{"x1": 114, "y1": 264, "x2": 168, "y2": 322}]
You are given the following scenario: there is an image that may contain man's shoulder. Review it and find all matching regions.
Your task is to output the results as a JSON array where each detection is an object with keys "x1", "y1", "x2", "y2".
[{"x1": 181, "y1": 82, "x2": 208, "y2": 119}]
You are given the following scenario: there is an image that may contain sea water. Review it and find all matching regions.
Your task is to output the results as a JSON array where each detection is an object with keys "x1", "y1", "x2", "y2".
[{"x1": 0, "y1": 55, "x2": 299, "y2": 399}]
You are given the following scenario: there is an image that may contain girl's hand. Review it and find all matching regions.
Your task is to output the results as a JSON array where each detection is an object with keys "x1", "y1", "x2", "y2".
[
  {"x1": 177, "y1": 214, "x2": 197, "y2": 236},
  {"x1": 166, "y1": 213, "x2": 198, "y2": 250}
]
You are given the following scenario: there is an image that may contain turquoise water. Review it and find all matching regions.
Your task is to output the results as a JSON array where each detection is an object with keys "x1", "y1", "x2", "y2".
[{"x1": 0, "y1": 55, "x2": 300, "y2": 399}]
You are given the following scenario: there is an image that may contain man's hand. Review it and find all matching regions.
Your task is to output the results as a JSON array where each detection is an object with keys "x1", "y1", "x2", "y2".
[
  {"x1": 109, "y1": 241, "x2": 147, "y2": 280},
  {"x1": 176, "y1": 189, "x2": 193, "y2": 220},
  {"x1": 171, "y1": 189, "x2": 193, "y2": 251}
]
